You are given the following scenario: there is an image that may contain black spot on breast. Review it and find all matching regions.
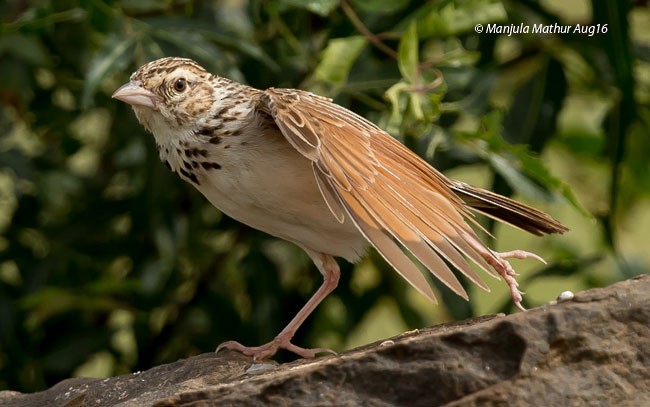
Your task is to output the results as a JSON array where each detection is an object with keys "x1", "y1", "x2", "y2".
[
  {"x1": 195, "y1": 125, "x2": 223, "y2": 137},
  {"x1": 164, "y1": 160, "x2": 172, "y2": 171},
  {"x1": 209, "y1": 136, "x2": 221, "y2": 145},
  {"x1": 184, "y1": 148, "x2": 209, "y2": 158},
  {"x1": 179, "y1": 168, "x2": 200, "y2": 185},
  {"x1": 200, "y1": 162, "x2": 222, "y2": 170},
  {"x1": 183, "y1": 161, "x2": 192, "y2": 170}
]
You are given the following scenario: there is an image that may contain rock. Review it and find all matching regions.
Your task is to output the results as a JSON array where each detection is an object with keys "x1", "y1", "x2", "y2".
[{"x1": 2, "y1": 275, "x2": 649, "y2": 407}]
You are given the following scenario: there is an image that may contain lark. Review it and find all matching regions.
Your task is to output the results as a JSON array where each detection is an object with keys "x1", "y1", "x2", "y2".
[{"x1": 113, "y1": 57, "x2": 567, "y2": 360}]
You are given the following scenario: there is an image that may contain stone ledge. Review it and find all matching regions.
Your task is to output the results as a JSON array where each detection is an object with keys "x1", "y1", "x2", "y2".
[{"x1": 2, "y1": 275, "x2": 649, "y2": 406}]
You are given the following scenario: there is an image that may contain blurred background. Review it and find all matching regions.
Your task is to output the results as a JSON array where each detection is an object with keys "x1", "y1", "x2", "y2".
[{"x1": 1, "y1": 0, "x2": 648, "y2": 393}]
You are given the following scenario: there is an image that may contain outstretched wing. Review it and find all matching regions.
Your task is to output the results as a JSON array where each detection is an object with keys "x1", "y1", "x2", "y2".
[{"x1": 260, "y1": 88, "x2": 502, "y2": 303}]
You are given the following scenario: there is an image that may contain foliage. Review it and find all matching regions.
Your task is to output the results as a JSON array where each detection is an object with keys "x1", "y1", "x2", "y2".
[{"x1": 1, "y1": 0, "x2": 648, "y2": 392}]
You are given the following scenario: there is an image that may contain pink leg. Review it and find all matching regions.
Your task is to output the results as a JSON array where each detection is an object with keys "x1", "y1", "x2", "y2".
[
  {"x1": 488, "y1": 250, "x2": 545, "y2": 311},
  {"x1": 217, "y1": 250, "x2": 340, "y2": 360},
  {"x1": 462, "y1": 233, "x2": 546, "y2": 311}
]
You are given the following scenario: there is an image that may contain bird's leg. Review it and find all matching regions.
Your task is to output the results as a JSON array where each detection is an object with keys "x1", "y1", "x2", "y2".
[
  {"x1": 462, "y1": 232, "x2": 546, "y2": 311},
  {"x1": 489, "y1": 250, "x2": 546, "y2": 311},
  {"x1": 217, "y1": 250, "x2": 340, "y2": 360}
]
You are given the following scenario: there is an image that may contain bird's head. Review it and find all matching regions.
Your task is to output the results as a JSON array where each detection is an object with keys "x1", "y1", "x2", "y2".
[{"x1": 112, "y1": 57, "x2": 219, "y2": 145}]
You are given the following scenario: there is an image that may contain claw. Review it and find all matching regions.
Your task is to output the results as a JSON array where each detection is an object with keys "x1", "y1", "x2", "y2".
[
  {"x1": 491, "y1": 250, "x2": 539, "y2": 311},
  {"x1": 497, "y1": 249, "x2": 547, "y2": 265},
  {"x1": 471, "y1": 248, "x2": 546, "y2": 311},
  {"x1": 217, "y1": 338, "x2": 336, "y2": 361}
]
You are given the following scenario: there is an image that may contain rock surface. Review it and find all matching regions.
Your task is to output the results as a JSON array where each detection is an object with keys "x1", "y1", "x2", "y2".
[{"x1": 2, "y1": 275, "x2": 649, "y2": 407}]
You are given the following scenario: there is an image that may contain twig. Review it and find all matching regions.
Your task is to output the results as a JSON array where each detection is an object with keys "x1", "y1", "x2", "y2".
[{"x1": 340, "y1": 0, "x2": 397, "y2": 59}]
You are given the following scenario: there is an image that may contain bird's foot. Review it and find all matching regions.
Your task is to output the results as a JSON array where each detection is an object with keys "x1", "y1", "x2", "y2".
[
  {"x1": 488, "y1": 249, "x2": 547, "y2": 311},
  {"x1": 216, "y1": 336, "x2": 336, "y2": 361}
]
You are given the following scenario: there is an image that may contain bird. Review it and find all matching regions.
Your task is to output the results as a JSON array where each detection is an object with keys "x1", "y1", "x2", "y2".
[{"x1": 112, "y1": 57, "x2": 568, "y2": 360}]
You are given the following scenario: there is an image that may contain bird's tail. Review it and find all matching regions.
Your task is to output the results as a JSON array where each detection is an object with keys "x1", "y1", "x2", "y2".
[{"x1": 450, "y1": 181, "x2": 569, "y2": 236}]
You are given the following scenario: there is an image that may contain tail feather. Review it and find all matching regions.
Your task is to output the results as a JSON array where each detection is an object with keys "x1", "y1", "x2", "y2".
[{"x1": 450, "y1": 181, "x2": 569, "y2": 236}]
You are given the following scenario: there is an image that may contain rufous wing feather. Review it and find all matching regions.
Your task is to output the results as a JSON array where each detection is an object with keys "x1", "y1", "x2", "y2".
[{"x1": 260, "y1": 88, "x2": 565, "y2": 303}]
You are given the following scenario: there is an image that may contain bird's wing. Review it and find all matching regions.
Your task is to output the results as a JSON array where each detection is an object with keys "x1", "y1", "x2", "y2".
[{"x1": 260, "y1": 88, "x2": 501, "y2": 303}]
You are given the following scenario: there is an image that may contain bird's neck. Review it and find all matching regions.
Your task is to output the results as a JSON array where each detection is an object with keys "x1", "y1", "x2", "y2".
[{"x1": 151, "y1": 79, "x2": 263, "y2": 174}]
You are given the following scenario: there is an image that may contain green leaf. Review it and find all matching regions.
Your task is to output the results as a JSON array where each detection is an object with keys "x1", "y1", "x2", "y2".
[
  {"x1": 277, "y1": 0, "x2": 338, "y2": 16},
  {"x1": 398, "y1": 22, "x2": 419, "y2": 84},
  {"x1": 350, "y1": 0, "x2": 410, "y2": 13},
  {"x1": 385, "y1": 81, "x2": 410, "y2": 126},
  {"x1": 119, "y1": 0, "x2": 169, "y2": 12},
  {"x1": 151, "y1": 28, "x2": 226, "y2": 66},
  {"x1": 314, "y1": 36, "x2": 366, "y2": 85},
  {"x1": 399, "y1": 0, "x2": 507, "y2": 38},
  {"x1": 502, "y1": 58, "x2": 566, "y2": 152},
  {"x1": 0, "y1": 33, "x2": 50, "y2": 65},
  {"x1": 82, "y1": 33, "x2": 136, "y2": 108},
  {"x1": 2, "y1": 7, "x2": 86, "y2": 31},
  {"x1": 408, "y1": 91, "x2": 424, "y2": 121},
  {"x1": 489, "y1": 154, "x2": 549, "y2": 200},
  {"x1": 490, "y1": 149, "x2": 588, "y2": 215},
  {"x1": 145, "y1": 17, "x2": 279, "y2": 71}
]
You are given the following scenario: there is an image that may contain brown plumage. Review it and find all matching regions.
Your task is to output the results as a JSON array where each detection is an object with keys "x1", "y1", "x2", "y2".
[{"x1": 113, "y1": 57, "x2": 568, "y2": 360}]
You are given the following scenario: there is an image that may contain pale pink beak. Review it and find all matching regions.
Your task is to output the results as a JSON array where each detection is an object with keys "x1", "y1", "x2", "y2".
[{"x1": 112, "y1": 82, "x2": 160, "y2": 109}]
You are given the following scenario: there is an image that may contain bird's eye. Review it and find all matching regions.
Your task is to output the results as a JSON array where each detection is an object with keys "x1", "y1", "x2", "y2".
[{"x1": 173, "y1": 78, "x2": 187, "y2": 92}]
